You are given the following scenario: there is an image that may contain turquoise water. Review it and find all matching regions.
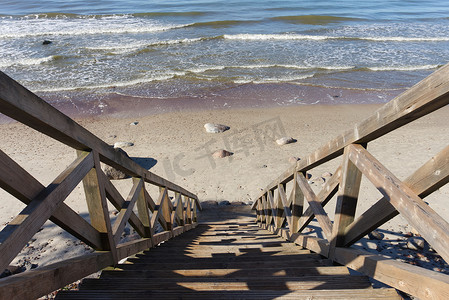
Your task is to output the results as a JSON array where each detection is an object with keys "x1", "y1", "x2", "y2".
[{"x1": 1, "y1": 0, "x2": 449, "y2": 104}]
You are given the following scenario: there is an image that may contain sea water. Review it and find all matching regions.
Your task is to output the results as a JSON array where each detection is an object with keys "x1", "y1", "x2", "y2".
[{"x1": 1, "y1": 0, "x2": 449, "y2": 105}]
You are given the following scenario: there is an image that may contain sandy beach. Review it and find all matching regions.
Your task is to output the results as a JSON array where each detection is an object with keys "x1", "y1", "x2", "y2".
[{"x1": 1, "y1": 102, "x2": 449, "y2": 279}]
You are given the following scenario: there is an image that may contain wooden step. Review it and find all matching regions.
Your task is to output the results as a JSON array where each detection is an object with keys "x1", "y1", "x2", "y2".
[
  {"x1": 100, "y1": 266, "x2": 351, "y2": 279},
  {"x1": 122, "y1": 257, "x2": 333, "y2": 270},
  {"x1": 55, "y1": 219, "x2": 401, "y2": 299},
  {"x1": 56, "y1": 288, "x2": 401, "y2": 299},
  {"x1": 78, "y1": 275, "x2": 373, "y2": 291}
]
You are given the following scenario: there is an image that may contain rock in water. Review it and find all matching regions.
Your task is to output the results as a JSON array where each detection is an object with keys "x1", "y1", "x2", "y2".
[
  {"x1": 42, "y1": 40, "x2": 52, "y2": 45},
  {"x1": 204, "y1": 123, "x2": 230, "y2": 133},
  {"x1": 212, "y1": 149, "x2": 233, "y2": 158},
  {"x1": 114, "y1": 141, "x2": 134, "y2": 148},
  {"x1": 276, "y1": 137, "x2": 296, "y2": 145}
]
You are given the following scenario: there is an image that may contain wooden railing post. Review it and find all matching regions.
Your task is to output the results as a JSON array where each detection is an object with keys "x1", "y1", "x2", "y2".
[
  {"x1": 290, "y1": 171, "x2": 304, "y2": 233},
  {"x1": 329, "y1": 144, "x2": 364, "y2": 259},
  {"x1": 134, "y1": 178, "x2": 152, "y2": 238},
  {"x1": 78, "y1": 150, "x2": 118, "y2": 263}
]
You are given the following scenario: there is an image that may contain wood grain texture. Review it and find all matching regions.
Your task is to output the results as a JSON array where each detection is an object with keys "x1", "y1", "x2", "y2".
[
  {"x1": 343, "y1": 145, "x2": 449, "y2": 246},
  {"x1": 0, "y1": 149, "x2": 102, "y2": 249},
  {"x1": 296, "y1": 173, "x2": 333, "y2": 240},
  {"x1": 347, "y1": 144, "x2": 449, "y2": 264}
]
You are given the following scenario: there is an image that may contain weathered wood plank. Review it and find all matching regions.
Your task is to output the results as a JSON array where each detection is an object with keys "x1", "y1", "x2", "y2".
[
  {"x1": 0, "y1": 149, "x2": 102, "y2": 249},
  {"x1": 150, "y1": 188, "x2": 169, "y2": 231},
  {"x1": 267, "y1": 190, "x2": 277, "y2": 226},
  {"x1": 253, "y1": 63, "x2": 449, "y2": 208},
  {"x1": 0, "y1": 152, "x2": 94, "y2": 273},
  {"x1": 296, "y1": 173, "x2": 333, "y2": 240},
  {"x1": 103, "y1": 174, "x2": 147, "y2": 238},
  {"x1": 112, "y1": 178, "x2": 143, "y2": 244},
  {"x1": 343, "y1": 144, "x2": 449, "y2": 246},
  {"x1": 297, "y1": 166, "x2": 341, "y2": 233},
  {"x1": 173, "y1": 193, "x2": 184, "y2": 226},
  {"x1": 80, "y1": 151, "x2": 117, "y2": 264},
  {"x1": 329, "y1": 145, "x2": 363, "y2": 258},
  {"x1": 278, "y1": 184, "x2": 293, "y2": 231},
  {"x1": 347, "y1": 144, "x2": 449, "y2": 263},
  {"x1": 334, "y1": 247, "x2": 449, "y2": 300},
  {"x1": 290, "y1": 172, "x2": 304, "y2": 233},
  {"x1": 0, "y1": 252, "x2": 114, "y2": 300},
  {"x1": 274, "y1": 187, "x2": 284, "y2": 229},
  {"x1": 134, "y1": 179, "x2": 152, "y2": 238}
]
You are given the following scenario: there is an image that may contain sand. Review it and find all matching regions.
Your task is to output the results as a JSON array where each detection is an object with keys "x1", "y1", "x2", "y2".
[{"x1": 1, "y1": 103, "x2": 448, "y2": 280}]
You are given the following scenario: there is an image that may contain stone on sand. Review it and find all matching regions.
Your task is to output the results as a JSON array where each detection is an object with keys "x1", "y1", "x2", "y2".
[
  {"x1": 368, "y1": 230, "x2": 384, "y2": 240},
  {"x1": 103, "y1": 148, "x2": 130, "y2": 180},
  {"x1": 212, "y1": 149, "x2": 233, "y2": 158},
  {"x1": 276, "y1": 137, "x2": 296, "y2": 145},
  {"x1": 407, "y1": 236, "x2": 426, "y2": 251},
  {"x1": 114, "y1": 141, "x2": 134, "y2": 148},
  {"x1": 288, "y1": 156, "x2": 301, "y2": 164},
  {"x1": 204, "y1": 123, "x2": 230, "y2": 133}
]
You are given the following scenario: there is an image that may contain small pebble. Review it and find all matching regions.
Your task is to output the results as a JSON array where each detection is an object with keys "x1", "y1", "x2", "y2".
[{"x1": 276, "y1": 137, "x2": 296, "y2": 145}]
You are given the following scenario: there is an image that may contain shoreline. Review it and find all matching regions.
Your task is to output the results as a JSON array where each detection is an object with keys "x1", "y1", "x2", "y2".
[{"x1": 0, "y1": 82, "x2": 404, "y2": 124}]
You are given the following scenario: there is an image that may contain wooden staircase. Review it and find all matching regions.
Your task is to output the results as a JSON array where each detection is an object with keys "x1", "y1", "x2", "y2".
[{"x1": 56, "y1": 206, "x2": 401, "y2": 300}]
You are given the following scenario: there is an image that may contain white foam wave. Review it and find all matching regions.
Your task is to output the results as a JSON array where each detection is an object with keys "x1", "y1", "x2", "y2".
[
  {"x1": 187, "y1": 66, "x2": 226, "y2": 73},
  {"x1": 84, "y1": 38, "x2": 204, "y2": 55},
  {"x1": 368, "y1": 65, "x2": 440, "y2": 71},
  {"x1": 0, "y1": 55, "x2": 56, "y2": 68},
  {"x1": 34, "y1": 72, "x2": 186, "y2": 92},
  {"x1": 252, "y1": 74, "x2": 314, "y2": 84},
  {"x1": 360, "y1": 36, "x2": 449, "y2": 42},
  {"x1": 186, "y1": 64, "x2": 354, "y2": 73},
  {"x1": 238, "y1": 64, "x2": 355, "y2": 70},
  {"x1": 0, "y1": 17, "x2": 191, "y2": 39},
  {"x1": 223, "y1": 33, "x2": 449, "y2": 43}
]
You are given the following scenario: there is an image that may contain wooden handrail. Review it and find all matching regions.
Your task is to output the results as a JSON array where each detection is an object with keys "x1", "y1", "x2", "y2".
[
  {"x1": 0, "y1": 71, "x2": 201, "y2": 299},
  {"x1": 252, "y1": 63, "x2": 449, "y2": 299},
  {"x1": 253, "y1": 63, "x2": 449, "y2": 209}
]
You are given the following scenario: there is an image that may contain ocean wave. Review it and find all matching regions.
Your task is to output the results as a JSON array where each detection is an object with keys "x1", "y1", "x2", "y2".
[
  {"x1": 223, "y1": 33, "x2": 449, "y2": 42},
  {"x1": 0, "y1": 17, "x2": 192, "y2": 39},
  {"x1": 365, "y1": 65, "x2": 441, "y2": 71},
  {"x1": 34, "y1": 72, "x2": 186, "y2": 92},
  {"x1": 359, "y1": 36, "x2": 449, "y2": 42},
  {"x1": 186, "y1": 19, "x2": 260, "y2": 28},
  {"x1": 0, "y1": 55, "x2": 60, "y2": 68},
  {"x1": 10, "y1": 12, "x2": 206, "y2": 19},
  {"x1": 85, "y1": 37, "x2": 207, "y2": 55},
  {"x1": 251, "y1": 74, "x2": 315, "y2": 84},
  {"x1": 185, "y1": 64, "x2": 355, "y2": 73},
  {"x1": 223, "y1": 34, "x2": 332, "y2": 41},
  {"x1": 271, "y1": 15, "x2": 363, "y2": 25}
]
